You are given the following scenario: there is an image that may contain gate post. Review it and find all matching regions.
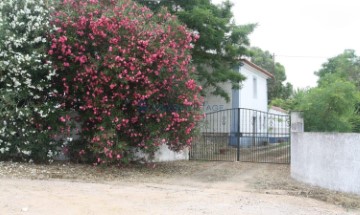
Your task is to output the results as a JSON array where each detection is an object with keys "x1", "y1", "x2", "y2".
[
  {"x1": 290, "y1": 112, "x2": 304, "y2": 133},
  {"x1": 290, "y1": 112, "x2": 304, "y2": 165},
  {"x1": 237, "y1": 108, "x2": 240, "y2": 161}
]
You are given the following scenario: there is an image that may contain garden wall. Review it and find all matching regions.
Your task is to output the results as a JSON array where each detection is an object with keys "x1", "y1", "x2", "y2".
[
  {"x1": 291, "y1": 113, "x2": 360, "y2": 195},
  {"x1": 133, "y1": 144, "x2": 189, "y2": 162}
]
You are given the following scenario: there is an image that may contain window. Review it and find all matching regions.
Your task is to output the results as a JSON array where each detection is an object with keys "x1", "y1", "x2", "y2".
[{"x1": 253, "y1": 77, "x2": 257, "y2": 98}]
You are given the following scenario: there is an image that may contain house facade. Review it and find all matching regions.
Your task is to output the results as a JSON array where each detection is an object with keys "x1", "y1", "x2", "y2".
[
  {"x1": 203, "y1": 59, "x2": 273, "y2": 113},
  {"x1": 268, "y1": 106, "x2": 290, "y2": 143},
  {"x1": 202, "y1": 59, "x2": 277, "y2": 147}
]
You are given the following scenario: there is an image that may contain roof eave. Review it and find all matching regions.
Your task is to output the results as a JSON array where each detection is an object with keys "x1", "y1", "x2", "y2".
[{"x1": 240, "y1": 59, "x2": 274, "y2": 79}]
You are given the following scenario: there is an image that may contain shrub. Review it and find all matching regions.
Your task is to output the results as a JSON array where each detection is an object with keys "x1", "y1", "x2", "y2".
[
  {"x1": 298, "y1": 77, "x2": 360, "y2": 132},
  {"x1": 49, "y1": 0, "x2": 203, "y2": 164},
  {"x1": 0, "y1": 0, "x2": 62, "y2": 162}
]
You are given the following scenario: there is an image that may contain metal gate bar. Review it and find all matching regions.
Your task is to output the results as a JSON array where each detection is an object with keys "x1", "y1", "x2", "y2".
[{"x1": 189, "y1": 108, "x2": 291, "y2": 164}]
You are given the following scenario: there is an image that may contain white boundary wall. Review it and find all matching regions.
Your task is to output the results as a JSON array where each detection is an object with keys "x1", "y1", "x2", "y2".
[
  {"x1": 291, "y1": 113, "x2": 360, "y2": 195},
  {"x1": 133, "y1": 144, "x2": 189, "y2": 162}
]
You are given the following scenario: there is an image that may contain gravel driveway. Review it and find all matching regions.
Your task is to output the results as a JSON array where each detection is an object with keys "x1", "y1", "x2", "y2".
[{"x1": 0, "y1": 161, "x2": 359, "y2": 215}]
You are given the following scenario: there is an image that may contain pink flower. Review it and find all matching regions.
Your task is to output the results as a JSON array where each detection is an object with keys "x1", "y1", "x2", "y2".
[
  {"x1": 58, "y1": 36, "x2": 67, "y2": 43},
  {"x1": 193, "y1": 34, "x2": 200, "y2": 40},
  {"x1": 76, "y1": 31, "x2": 84, "y2": 36},
  {"x1": 185, "y1": 127, "x2": 192, "y2": 134},
  {"x1": 63, "y1": 62, "x2": 70, "y2": 67},
  {"x1": 79, "y1": 55, "x2": 87, "y2": 64},
  {"x1": 109, "y1": 38, "x2": 118, "y2": 44},
  {"x1": 115, "y1": 56, "x2": 123, "y2": 62},
  {"x1": 185, "y1": 79, "x2": 196, "y2": 90},
  {"x1": 110, "y1": 84, "x2": 116, "y2": 89},
  {"x1": 183, "y1": 99, "x2": 192, "y2": 106},
  {"x1": 59, "y1": 116, "x2": 66, "y2": 122}
]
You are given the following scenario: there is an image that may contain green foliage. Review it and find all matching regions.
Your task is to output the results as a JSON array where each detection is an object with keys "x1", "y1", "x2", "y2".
[
  {"x1": 315, "y1": 49, "x2": 360, "y2": 89},
  {"x1": 273, "y1": 50, "x2": 360, "y2": 133},
  {"x1": 135, "y1": 0, "x2": 256, "y2": 102},
  {"x1": 349, "y1": 115, "x2": 360, "y2": 132},
  {"x1": 297, "y1": 78, "x2": 359, "y2": 132},
  {"x1": 250, "y1": 47, "x2": 293, "y2": 102},
  {"x1": 314, "y1": 49, "x2": 360, "y2": 132},
  {"x1": 270, "y1": 98, "x2": 294, "y2": 111},
  {"x1": 0, "y1": 0, "x2": 62, "y2": 162},
  {"x1": 270, "y1": 88, "x2": 308, "y2": 111}
]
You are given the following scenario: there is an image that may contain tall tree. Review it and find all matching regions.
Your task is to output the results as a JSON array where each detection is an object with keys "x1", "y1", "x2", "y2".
[
  {"x1": 315, "y1": 49, "x2": 360, "y2": 89},
  {"x1": 272, "y1": 50, "x2": 360, "y2": 132},
  {"x1": 249, "y1": 47, "x2": 293, "y2": 102},
  {"x1": 315, "y1": 49, "x2": 360, "y2": 132},
  {"x1": 135, "y1": 0, "x2": 256, "y2": 101}
]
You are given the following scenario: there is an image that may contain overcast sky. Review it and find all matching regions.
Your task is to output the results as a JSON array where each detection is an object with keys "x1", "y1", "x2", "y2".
[{"x1": 212, "y1": 0, "x2": 360, "y2": 89}]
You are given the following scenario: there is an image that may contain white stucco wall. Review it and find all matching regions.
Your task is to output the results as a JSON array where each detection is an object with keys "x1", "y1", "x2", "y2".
[
  {"x1": 202, "y1": 82, "x2": 233, "y2": 133},
  {"x1": 291, "y1": 132, "x2": 360, "y2": 195},
  {"x1": 238, "y1": 64, "x2": 268, "y2": 113},
  {"x1": 202, "y1": 62, "x2": 271, "y2": 134},
  {"x1": 203, "y1": 62, "x2": 270, "y2": 113},
  {"x1": 268, "y1": 107, "x2": 289, "y2": 135},
  {"x1": 133, "y1": 144, "x2": 189, "y2": 162},
  {"x1": 268, "y1": 107, "x2": 287, "y2": 116},
  {"x1": 203, "y1": 82, "x2": 232, "y2": 113}
]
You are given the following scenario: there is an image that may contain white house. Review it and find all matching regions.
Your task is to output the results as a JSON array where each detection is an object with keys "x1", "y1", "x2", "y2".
[
  {"x1": 132, "y1": 60, "x2": 278, "y2": 161},
  {"x1": 269, "y1": 106, "x2": 288, "y2": 115},
  {"x1": 268, "y1": 106, "x2": 290, "y2": 143},
  {"x1": 202, "y1": 59, "x2": 276, "y2": 147},
  {"x1": 203, "y1": 59, "x2": 273, "y2": 113}
]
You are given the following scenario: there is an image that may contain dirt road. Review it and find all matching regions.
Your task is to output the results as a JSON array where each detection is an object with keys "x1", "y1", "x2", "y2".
[{"x1": 0, "y1": 161, "x2": 359, "y2": 215}]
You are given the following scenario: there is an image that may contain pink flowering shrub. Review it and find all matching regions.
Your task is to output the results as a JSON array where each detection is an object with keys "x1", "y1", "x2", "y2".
[{"x1": 49, "y1": 0, "x2": 203, "y2": 163}]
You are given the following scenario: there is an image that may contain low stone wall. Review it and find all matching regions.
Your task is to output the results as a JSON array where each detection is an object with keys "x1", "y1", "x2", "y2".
[{"x1": 291, "y1": 132, "x2": 360, "y2": 195}]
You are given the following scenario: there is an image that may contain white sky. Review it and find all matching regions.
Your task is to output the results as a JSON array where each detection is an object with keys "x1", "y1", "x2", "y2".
[{"x1": 212, "y1": 0, "x2": 360, "y2": 89}]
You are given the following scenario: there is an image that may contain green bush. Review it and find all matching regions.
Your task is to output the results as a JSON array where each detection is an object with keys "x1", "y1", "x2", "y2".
[{"x1": 0, "y1": 0, "x2": 63, "y2": 162}]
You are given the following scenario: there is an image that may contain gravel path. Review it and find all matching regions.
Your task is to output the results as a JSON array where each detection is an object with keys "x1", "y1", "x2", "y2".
[{"x1": 0, "y1": 161, "x2": 359, "y2": 215}]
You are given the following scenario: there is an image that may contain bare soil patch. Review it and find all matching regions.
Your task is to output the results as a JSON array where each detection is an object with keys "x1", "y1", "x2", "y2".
[{"x1": 0, "y1": 161, "x2": 359, "y2": 214}]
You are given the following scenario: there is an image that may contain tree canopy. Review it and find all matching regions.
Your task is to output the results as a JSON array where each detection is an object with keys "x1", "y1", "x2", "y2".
[
  {"x1": 272, "y1": 50, "x2": 360, "y2": 132},
  {"x1": 314, "y1": 49, "x2": 360, "y2": 132},
  {"x1": 298, "y1": 79, "x2": 359, "y2": 132},
  {"x1": 315, "y1": 49, "x2": 360, "y2": 89},
  {"x1": 249, "y1": 47, "x2": 293, "y2": 102},
  {"x1": 136, "y1": 0, "x2": 256, "y2": 101}
]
